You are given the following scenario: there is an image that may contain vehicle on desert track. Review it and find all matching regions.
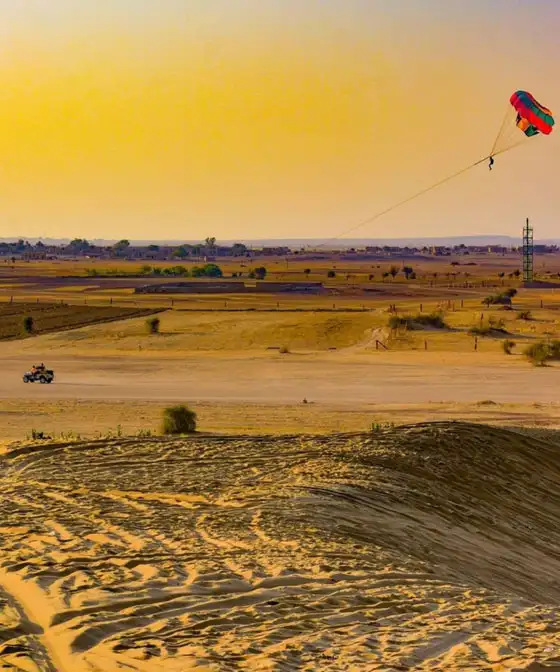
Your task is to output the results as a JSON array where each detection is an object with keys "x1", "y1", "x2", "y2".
[{"x1": 23, "y1": 367, "x2": 55, "y2": 384}]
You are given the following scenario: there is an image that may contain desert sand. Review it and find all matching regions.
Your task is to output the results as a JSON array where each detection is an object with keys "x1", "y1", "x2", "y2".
[
  {"x1": 1, "y1": 422, "x2": 560, "y2": 670},
  {"x1": 0, "y1": 279, "x2": 559, "y2": 669}
]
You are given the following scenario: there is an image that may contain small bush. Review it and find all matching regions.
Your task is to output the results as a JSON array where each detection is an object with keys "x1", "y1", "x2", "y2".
[
  {"x1": 146, "y1": 317, "x2": 160, "y2": 334},
  {"x1": 387, "y1": 312, "x2": 447, "y2": 331},
  {"x1": 483, "y1": 291, "x2": 514, "y2": 307},
  {"x1": 488, "y1": 316, "x2": 506, "y2": 331},
  {"x1": 518, "y1": 310, "x2": 532, "y2": 321},
  {"x1": 550, "y1": 340, "x2": 560, "y2": 358},
  {"x1": 502, "y1": 339, "x2": 516, "y2": 355},
  {"x1": 469, "y1": 326, "x2": 490, "y2": 337},
  {"x1": 387, "y1": 315, "x2": 407, "y2": 330},
  {"x1": 23, "y1": 316, "x2": 34, "y2": 334},
  {"x1": 413, "y1": 312, "x2": 447, "y2": 329},
  {"x1": 253, "y1": 266, "x2": 267, "y2": 280},
  {"x1": 524, "y1": 342, "x2": 551, "y2": 367},
  {"x1": 523, "y1": 341, "x2": 560, "y2": 367},
  {"x1": 327, "y1": 270, "x2": 336, "y2": 278},
  {"x1": 471, "y1": 317, "x2": 508, "y2": 337},
  {"x1": 161, "y1": 405, "x2": 197, "y2": 434}
]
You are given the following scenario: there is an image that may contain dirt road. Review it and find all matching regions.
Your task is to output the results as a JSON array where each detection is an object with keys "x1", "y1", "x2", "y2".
[{"x1": 1, "y1": 353, "x2": 558, "y2": 405}]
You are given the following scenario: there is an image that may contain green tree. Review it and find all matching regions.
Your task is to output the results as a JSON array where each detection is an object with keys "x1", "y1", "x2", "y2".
[
  {"x1": 202, "y1": 263, "x2": 223, "y2": 277},
  {"x1": 172, "y1": 246, "x2": 188, "y2": 259},
  {"x1": 232, "y1": 243, "x2": 247, "y2": 256},
  {"x1": 402, "y1": 266, "x2": 414, "y2": 279},
  {"x1": 113, "y1": 239, "x2": 130, "y2": 253}
]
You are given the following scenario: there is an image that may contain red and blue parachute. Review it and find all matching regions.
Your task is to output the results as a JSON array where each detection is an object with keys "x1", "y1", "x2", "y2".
[{"x1": 510, "y1": 90, "x2": 554, "y2": 137}]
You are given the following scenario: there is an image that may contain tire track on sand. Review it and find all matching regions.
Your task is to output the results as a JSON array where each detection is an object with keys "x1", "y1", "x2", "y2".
[{"x1": 0, "y1": 566, "x2": 76, "y2": 671}]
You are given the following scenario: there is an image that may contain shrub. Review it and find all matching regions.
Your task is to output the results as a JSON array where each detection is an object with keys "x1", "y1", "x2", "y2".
[
  {"x1": 518, "y1": 310, "x2": 532, "y2": 320},
  {"x1": 192, "y1": 263, "x2": 223, "y2": 278},
  {"x1": 524, "y1": 342, "x2": 551, "y2": 367},
  {"x1": 413, "y1": 312, "x2": 447, "y2": 329},
  {"x1": 327, "y1": 270, "x2": 336, "y2": 278},
  {"x1": 502, "y1": 339, "x2": 516, "y2": 355},
  {"x1": 488, "y1": 316, "x2": 506, "y2": 331},
  {"x1": 387, "y1": 312, "x2": 447, "y2": 331},
  {"x1": 550, "y1": 340, "x2": 560, "y2": 358},
  {"x1": 23, "y1": 316, "x2": 34, "y2": 334},
  {"x1": 469, "y1": 326, "x2": 490, "y2": 337},
  {"x1": 470, "y1": 319, "x2": 507, "y2": 337},
  {"x1": 387, "y1": 315, "x2": 407, "y2": 330},
  {"x1": 146, "y1": 317, "x2": 160, "y2": 334},
  {"x1": 161, "y1": 405, "x2": 197, "y2": 434}
]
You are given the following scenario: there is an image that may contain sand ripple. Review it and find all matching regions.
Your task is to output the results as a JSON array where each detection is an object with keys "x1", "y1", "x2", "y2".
[{"x1": 1, "y1": 422, "x2": 560, "y2": 670}]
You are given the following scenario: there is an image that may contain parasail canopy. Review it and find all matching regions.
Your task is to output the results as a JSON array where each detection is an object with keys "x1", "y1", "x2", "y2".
[{"x1": 510, "y1": 90, "x2": 554, "y2": 137}]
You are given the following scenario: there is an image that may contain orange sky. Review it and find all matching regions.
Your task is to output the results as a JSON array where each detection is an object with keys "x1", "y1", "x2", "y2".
[{"x1": 0, "y1": 1, "x2": 558, "y2": 241}]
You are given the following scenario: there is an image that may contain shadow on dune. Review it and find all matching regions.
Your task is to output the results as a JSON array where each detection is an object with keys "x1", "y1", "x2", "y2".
[{"x1": 293, "y1": 422, "x2": 560, "y2": 604}]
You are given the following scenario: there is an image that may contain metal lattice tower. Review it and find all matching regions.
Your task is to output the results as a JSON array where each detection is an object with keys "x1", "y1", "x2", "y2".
[{"x1": 522, "y1": 218, "x2": 534, "y2": 283}]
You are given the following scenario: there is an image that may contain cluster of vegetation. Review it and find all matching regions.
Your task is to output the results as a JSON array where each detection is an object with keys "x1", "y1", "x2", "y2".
[
  {"x1": 469, "y1": 316, "x2": 508, "y2": 337},
  {"x1": 146, "y1": 317, "x2": 161, "y2": 334},
  {"x1": 502, "y1": 339, "x2": 516, "y2": 355},
  {"x1": 523, "y1": 340, "x2": 560, "y2": 367},
  {"x1": 29, "y1": 404, "x2": 199, "y2": 443},
  {"x1": 388, "y1": 312, "x2": 447, "y2": 330},
  {"x1": 497, "y1": 269, "x2": 522, "y2": 279},
  {"x1": 371, "y1": 421, "x2": 396, "y2": 433},
  {"x1": 0, "y1": 303, "x2": 161, "y2": 340},
  {"x1": 86, "y1": 263, "x2": 224, "y2": 278},
  {"x1": 482, "y1": 288, "x2": 517, "y2": 307},
  {"x1": 248, "y1": 267, "x2": 267, "y2": 280},
  {"x1": 379, "y1": 265, "x2": 416, "y2": 281}
]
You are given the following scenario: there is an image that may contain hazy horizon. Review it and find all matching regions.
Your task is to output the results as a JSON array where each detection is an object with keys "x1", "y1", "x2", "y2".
[{"x1": 1, "y1": 1, "x2": 558, "y2": 240}]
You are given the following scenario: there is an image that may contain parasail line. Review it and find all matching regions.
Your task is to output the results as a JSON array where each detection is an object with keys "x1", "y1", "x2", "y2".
[
  {"x1": 312, "y1": 154, "x2": 491, "y2": 248},
  {"x1": 490, "y1": 103, "x2": 513, "y2": 157}
]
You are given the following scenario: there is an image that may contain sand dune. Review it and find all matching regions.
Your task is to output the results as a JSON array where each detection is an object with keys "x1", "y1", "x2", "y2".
[{"x1": 1, "y1": 422, "x2": 560, "y2": 670}]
